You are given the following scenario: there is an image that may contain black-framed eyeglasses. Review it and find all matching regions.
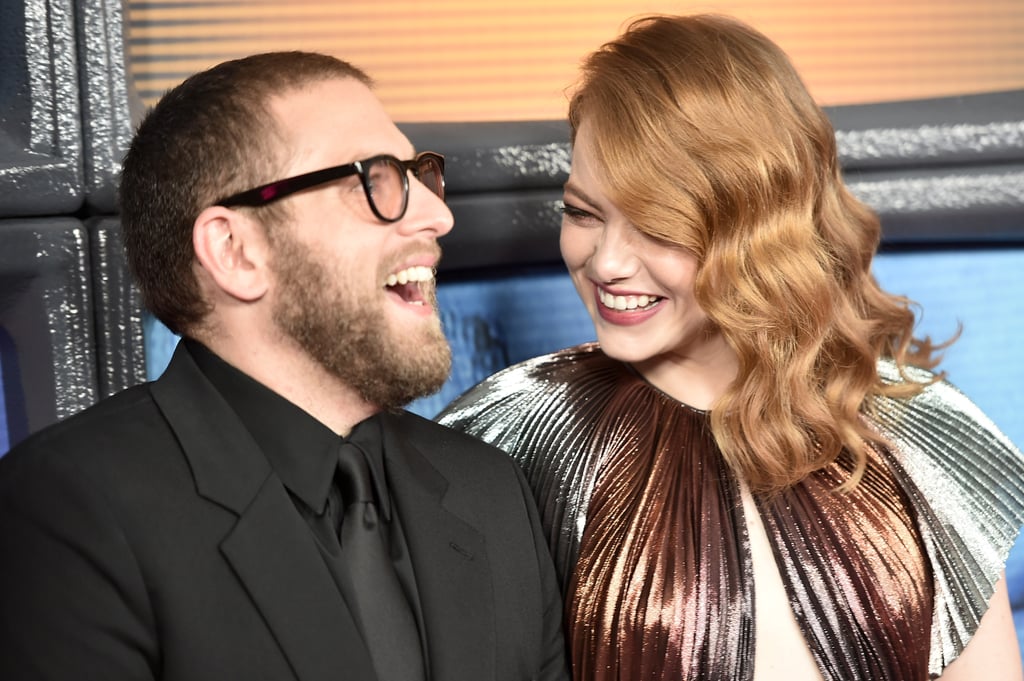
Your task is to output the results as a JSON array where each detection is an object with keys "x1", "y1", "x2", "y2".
[{"x1": 214, "y1": 151, "x2": 445, "y2": 223}]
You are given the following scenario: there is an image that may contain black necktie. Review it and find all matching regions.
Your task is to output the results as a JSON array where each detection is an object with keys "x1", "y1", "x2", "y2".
[{"x1": 335, "y1": 442, "x2": 424, "y2": 681}]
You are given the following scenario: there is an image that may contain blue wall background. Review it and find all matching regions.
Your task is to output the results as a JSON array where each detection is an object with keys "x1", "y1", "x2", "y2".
[{"x1": 131, "y1": 247, "x2": 1024, "y2": 448}]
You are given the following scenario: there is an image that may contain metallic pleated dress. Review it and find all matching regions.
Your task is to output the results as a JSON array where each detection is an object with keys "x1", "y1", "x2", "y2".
[{"x1": 437, "y1": 343, "x2": 1024, "y2": 680}]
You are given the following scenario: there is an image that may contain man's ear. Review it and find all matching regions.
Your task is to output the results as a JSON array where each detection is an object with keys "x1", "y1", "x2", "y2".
[{"x1": 192, "y1": 206, "x2": 271, "y2": 302}]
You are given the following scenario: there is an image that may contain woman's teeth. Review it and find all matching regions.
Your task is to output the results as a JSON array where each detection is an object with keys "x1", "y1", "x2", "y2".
[{"x1": 599, "y1": 289, "x2": 662, "y2": 311}]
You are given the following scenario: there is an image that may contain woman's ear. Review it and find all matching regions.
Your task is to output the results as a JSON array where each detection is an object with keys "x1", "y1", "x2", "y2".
[{"x1": 192, "y1": 206, "x2": 271, "y2": 302}]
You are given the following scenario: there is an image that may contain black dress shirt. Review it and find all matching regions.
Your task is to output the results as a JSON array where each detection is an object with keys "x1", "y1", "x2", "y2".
[{"x1": 185, "y1": 339, "x2": 426, "y2": 674}]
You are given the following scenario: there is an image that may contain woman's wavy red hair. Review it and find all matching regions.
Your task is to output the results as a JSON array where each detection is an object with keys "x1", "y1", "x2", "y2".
[{"x1": 567, "y1": 14, "x2": 946, "y2": 493}]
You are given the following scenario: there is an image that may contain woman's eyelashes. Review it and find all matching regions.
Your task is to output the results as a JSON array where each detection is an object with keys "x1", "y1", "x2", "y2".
[{"x1": 560, "y1": 200, "x2": 600, "y2": 223}]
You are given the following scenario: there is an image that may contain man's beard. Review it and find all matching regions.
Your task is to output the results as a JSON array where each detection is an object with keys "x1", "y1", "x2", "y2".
[{"x1": 269, "y1": 232, "x2": 451, "y2": 411}]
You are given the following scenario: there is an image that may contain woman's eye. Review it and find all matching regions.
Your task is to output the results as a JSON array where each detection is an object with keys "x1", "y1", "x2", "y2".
[{"x1": 560, "y1": 202, "x2": 597, "y2": 222}]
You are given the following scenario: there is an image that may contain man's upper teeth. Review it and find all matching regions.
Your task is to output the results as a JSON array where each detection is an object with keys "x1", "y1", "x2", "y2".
[
  {"x1": 600, "y1": 289, "x2": 659, "y2": 310},
  {"x1": 386, "y1": 265, "x2": 433, "y2": 287}
]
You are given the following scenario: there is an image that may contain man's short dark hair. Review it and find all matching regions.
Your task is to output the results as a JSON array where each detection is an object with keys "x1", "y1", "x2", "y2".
[{"x1": 119, "y1": 52, "x2": 372, "y2": 336}]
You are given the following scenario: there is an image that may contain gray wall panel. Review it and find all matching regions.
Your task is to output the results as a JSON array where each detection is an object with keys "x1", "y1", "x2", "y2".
[
  {"x1": 0, "y1": 218, "x2": 97, "y2": 448},
  {"x1": 0, "y1": 0, "x2": 83, "y2": 217}
]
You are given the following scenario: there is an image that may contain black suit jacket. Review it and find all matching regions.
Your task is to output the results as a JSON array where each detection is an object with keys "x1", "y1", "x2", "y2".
[{"x1": 0, "y1": 344, "x2": 568, "y2": 681}]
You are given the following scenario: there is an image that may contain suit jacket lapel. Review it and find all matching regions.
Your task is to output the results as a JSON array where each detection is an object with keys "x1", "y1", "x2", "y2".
[
  {"x1": 151, "y1": 343, "x2": 376, "y2": 681},
  {"x1": 380, "y1": 412, "x2": 496, "y2": 681},
  {"x1": 220, "y1": 482, "x2": 377, "y2": 681}
]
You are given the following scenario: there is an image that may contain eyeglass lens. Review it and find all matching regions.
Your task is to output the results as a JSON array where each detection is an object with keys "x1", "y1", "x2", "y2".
[
  {"x1": 414, "y1": 156, "x2": 444, "y2": 200},
  {"x1": 366, "y1": 159, "x2": 406, "y2": 220},
  {"x1": 366, "y1": 155, "x2": 444, "y2": 221}
]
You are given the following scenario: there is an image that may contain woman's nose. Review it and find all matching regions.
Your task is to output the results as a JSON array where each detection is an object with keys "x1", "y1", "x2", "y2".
[{"x1": 589, "y1": 221, "x2": 640, "y2": 283}]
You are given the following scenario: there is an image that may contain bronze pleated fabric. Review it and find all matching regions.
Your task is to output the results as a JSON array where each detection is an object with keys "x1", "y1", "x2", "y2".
[
  {"x1": 438, "y1": 343, "x2": 1024, "y2": 680},
  {"x1": 566, "y1": 377, "x2": 753, "y2": 679},
  {"x1": 755, "y1": 448, "x2": 933, "y2": 679}
]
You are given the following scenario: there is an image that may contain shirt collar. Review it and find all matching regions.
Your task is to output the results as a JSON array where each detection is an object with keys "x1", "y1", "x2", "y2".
[{"x1": 185, "y1": 339, "x2": 390, "y2": 519}]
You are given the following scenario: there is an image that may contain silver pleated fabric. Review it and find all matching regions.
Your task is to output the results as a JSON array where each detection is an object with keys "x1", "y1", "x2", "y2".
[{"x1": 437, "y1": 343, "x2": 1024, "y2": 680}]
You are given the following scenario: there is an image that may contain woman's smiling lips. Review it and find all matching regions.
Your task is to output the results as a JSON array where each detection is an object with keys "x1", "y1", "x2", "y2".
[{"x1": 593, "y1": 284, "x2": 664, "y2": 325}]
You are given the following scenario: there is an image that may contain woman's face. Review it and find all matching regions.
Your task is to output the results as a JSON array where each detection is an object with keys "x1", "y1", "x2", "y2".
[{"x1": 560, "y1": 121, "x2": 737, "y2": 399}]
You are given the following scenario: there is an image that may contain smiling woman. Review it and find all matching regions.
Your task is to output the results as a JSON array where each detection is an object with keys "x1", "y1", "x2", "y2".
[
  {"x1": 558, "y1": 125, "x2": 734, "y2": 411},
  {"x1": 436, "y1": 13, "x2": 1024, "y2": 681},
  {"x1": 125, "y1": 0, "x2": 1024, "y2": 121}
]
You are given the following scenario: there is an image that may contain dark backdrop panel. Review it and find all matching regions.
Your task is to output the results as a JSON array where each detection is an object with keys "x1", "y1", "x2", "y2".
[
  {"x1": 0, "y1": 0, "x2": 83, "y2": 217},
  {"x1": 75, "y1": 0, "x2": 140, "y2": 213},
  {"x1": 402, "y1": 89, "x2": 1024, "y2": 278},
  {"x1": 88, "y1": 217, "x2": 146, "y2": 398},
  {"x1": 0, "y1": 219, "x2": 97, "y2": 452}
]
